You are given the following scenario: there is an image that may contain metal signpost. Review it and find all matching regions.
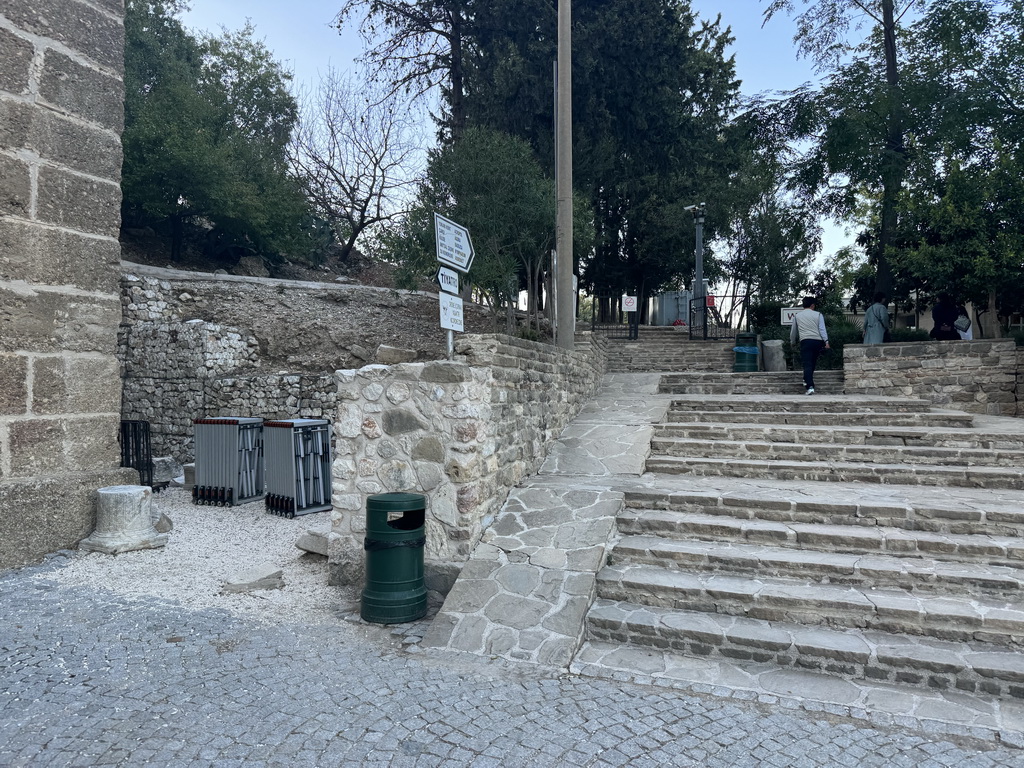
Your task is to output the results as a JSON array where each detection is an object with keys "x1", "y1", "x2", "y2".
[{"x1": 434, "y1": 213, "x2": 475, "y2": 359}]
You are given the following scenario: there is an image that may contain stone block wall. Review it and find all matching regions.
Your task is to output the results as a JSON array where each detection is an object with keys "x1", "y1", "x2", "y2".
[
  {"x1": 328, "y1": 333, "x2": 606, "y2": 589},
  {"x1": 119, "y1": 266, "x2": 495, "y2": 461},
  {"x1": 1018, "y1": 349, "x2": 1024, "y2": 418},
  {"x1": 0, "y1": 0, "x2": 135, "y2": 568},
  {"x1": 844, "y1": 340, "x2": 1019, "y2": 416}
]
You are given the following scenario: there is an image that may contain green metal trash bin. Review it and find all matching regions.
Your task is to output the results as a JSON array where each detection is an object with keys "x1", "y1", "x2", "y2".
[
  {"x1": 361, "y1": 492, "x2": 428, "y2": 624},
  {"x1": 733, "y1": 332, "x2": 759, "y2": 372}
]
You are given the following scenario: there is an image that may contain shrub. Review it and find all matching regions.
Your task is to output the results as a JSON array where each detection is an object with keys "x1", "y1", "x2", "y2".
[{"x1": 889, "y1": 327, "x2": 930, "y2": 343}]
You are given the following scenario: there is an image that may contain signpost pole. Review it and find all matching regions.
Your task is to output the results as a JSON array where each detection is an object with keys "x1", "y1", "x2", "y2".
[{"x1": 555, "y1": 0, "x2": 574, "y2": 351}]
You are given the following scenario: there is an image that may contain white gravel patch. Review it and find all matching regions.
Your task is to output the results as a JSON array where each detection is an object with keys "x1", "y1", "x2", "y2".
[{"x1": 39, "y1": 488, "x2": 360, "y2": 626}]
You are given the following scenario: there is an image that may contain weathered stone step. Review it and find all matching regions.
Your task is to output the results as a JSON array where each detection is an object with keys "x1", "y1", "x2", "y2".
[
  {"x1": 650, "y1": 437, "x2": 1024, "y2": 468},
  {"x1": 623, "y1": 486, "x2": 1024, "y2": 538},
  {"x1": 586, "y1": 599, "x2": 1024, "y2": 698},
  {"x1": 666, "y1": 410, "x2": 975, "y2": 427},
  {"x1": 617, "y1": 508, "x2": 1024, "y2": 559},
  {"x1": 667, "y1": 396, "x2": 935, "y2": 414},
  {"x1": 611, "y1": 534, "x2": 1024, "y2": 597},
  {"x1": 658, "y1": 372, "x2": 845, "y2": 396},
  {"x1": 654, "y1": 423, "x2": 1023, "y2": 450},
  {"x1": 595, "y1": 563, "x2": 1024, "y2": 644},
  {"x1": 644, "y1": 455, "x2": 1024, "y2": 490}
]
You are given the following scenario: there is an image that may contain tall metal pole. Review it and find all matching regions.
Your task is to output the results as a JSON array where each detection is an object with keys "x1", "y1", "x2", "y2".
[{"x1": 555, "y1": 0, "x2": 574, "y2": 350}]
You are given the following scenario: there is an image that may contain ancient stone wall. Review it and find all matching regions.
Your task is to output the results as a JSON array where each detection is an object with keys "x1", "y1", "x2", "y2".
[
  {"x1": 843, "y1": 341, "x2": 1019, "y2": 416},
  {"x1": 0, "y1": 0, "x2": 135, "y2": 568},
  {"x1": 328, "y1": 332, "x2": 606, "y2": 591},
  {"x1": 119, "y1": 265, "x2": 495, "y2": 461},
  {"x1": 1018, "y1": 348, "x2": 1024, "y2": 418}
]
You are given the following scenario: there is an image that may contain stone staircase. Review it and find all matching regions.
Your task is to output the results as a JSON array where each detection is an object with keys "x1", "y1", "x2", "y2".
[
  {"x1": 603, "y1": 328, "x2": 733, "y2": 373},
  {"x1": 646, "y1": 395, "x2": 1024, "y2": 489},
  {"x1": 582, "y1": 392, "x2": 1024, "y2": 708}
]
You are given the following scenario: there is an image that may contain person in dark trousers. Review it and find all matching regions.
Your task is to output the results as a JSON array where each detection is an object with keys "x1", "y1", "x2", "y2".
[
  {"x1": 930, "y1": 293, "x2": 960, "y2": 340},
  {"x1": 789, "y1": 296, "x2": 830, "y2": 394}
]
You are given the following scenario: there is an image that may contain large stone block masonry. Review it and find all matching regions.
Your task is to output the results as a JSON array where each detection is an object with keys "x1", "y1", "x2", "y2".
[
  {"x1": 0, "y1": 0, "x2": 137, "y2": 569},
  {"x1": 328, "y1": 333, "x2": 605, "y2": 588},
  {"x1": 844, "y1": 340, "x2": 1019, "y2": 417}
]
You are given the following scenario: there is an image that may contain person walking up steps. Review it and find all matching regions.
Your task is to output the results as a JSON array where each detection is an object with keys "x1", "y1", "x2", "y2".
[{"x1": 790, "y1": 296, "x2": 830, "y2": 394}]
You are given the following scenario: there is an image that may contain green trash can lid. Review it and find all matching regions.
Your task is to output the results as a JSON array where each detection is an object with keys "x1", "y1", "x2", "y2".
[{"x1": 367, "y1": 492, "x2": 426, "y2": 512}]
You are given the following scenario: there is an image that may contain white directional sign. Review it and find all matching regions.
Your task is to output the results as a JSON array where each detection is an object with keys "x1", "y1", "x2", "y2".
[
  {"x1": 436, "y1": 266, "x2": 460, "y2": 295},
  {"x1": 434, "y1": 213, "x2": 475, "y2": 273},
  {"x1": 622, "y1": 295, "x2": 638, "y2": 313},
  {"x1": 781, "y1": 307, "x2": 802, "y2": 325},
  {"x1": 439, "y1": 293, "x2": 464, "y2": 332}
]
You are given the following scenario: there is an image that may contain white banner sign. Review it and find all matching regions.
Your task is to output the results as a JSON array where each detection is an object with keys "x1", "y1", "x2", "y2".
[
  {"x1": 434, "y1": 213, "x2": 475, "y2": 273},
  {"x1": 439, "y1": 293, "x2": 464, "y2": 332},
  {"x1": 781, "y1": 307, "x2": 802, "y2": 325}
]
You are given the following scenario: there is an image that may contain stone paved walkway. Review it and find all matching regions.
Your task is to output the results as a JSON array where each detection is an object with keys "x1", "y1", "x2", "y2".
[{"x1": 1, "y1": 556, "x2": 1022, "y2": 766}]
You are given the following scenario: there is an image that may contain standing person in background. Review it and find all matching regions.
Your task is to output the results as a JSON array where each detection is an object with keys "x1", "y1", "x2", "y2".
[
  {"x1": 863, "y1": 292, "x2": 890, "y2": 345},
  {"x1": 930, "y1": 293, "x2": 960, "y2": 340},
  {"x1": 789, "y1": 296, "x2": 830, "y2": 395},
  {"x1": 955, "y1": 303, "x2": 973, "y2": 340}
]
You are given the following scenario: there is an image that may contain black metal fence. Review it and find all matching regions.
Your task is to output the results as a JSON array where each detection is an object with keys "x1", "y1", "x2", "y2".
[
  {"x1": 689, "y1": 294, "x2": 749, "y2": 341},
  {"x1": 589, "y1": 293, "x2": 639, "y2": 340},
  {"x1": 119, "y1": 420, "x2": 153, "y2": 487}
]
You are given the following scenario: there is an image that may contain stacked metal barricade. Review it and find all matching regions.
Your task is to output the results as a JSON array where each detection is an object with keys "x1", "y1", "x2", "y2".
[
  {"x1": 192, "y1": 417, "x2": 265, "y2": 506},
  {"x1": 263, "y1": 419, "x2": 333, "y2": 517}
]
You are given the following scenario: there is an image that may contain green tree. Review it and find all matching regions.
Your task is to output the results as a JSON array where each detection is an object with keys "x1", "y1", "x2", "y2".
[
  {"x1": 380, "y1": 127, "x2": 592, "y2": 333},
  {"x1": 122, "y1": 0, "x2": 309, "y2": 263},
  {"x1": 763, "y1": 0, "x2": 925, "y2": 296},
  {"x1": 463, "y1": 1, "x2": 742, "y2": 315}
]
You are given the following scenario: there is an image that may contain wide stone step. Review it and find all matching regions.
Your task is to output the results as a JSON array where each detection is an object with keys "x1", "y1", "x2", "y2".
[
  {"x1": 622, "y1": 486, "x2": 1024, "y2": 538},
  {"x1": 586, "y1": 599, "x2": 1024, "y2": 698},
  {"x1": 644, "y1": 455, "x2": 1024, "y2": 490},
  {"x1": 611, "y1": 534, "x2": 1024, "y2": 597},
  {"x1": 595, "y1": 563, "x2": 1024, "y2": 644},
  {"x1": 617, "y1": 508, "x2": 1024, "y2": 559},
  {"x1": 659, "y1": 372, "x2": 845, "y2": 396},
  {"x1": 650, "y1": 437, "x2": 1024, "y2": 468},
  {"x1": 666, "y1": 410, "x2": 975, "y2": 427},
  {"x1": 654, "y1": 423, "x2": 1023, "y2": 450},
  {"x1": 667, "y1": 395, "x2": 934, "y2": 414}
]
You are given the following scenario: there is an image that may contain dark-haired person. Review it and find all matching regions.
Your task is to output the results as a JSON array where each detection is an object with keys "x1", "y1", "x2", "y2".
[
  {"x1": 789, "y1": 296, "x2": 830, "y2": 395},
  {"x1": 930, "y1": 294, "x2": 960, "y2": 340},
  {"x1": 863, "y1": 292, "x2": 890, "y2": 345}
]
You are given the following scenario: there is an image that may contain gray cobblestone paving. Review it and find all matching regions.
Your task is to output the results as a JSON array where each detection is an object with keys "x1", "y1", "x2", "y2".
[{"x1": 2, "y1": 557, "x2": 1022, "y2": 766}]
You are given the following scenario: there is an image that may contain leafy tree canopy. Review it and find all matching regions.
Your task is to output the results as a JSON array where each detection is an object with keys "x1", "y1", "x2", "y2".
[{"x1": 122, "y1": 0, "x2": 311, "y2": 263}]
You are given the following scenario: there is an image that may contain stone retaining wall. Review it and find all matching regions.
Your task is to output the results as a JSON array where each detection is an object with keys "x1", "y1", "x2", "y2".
[
  {"x1": 328, "y1": 332, "x2": 606, "y2": 590},
  {"x1": 119, "y1": 266, "x2": 494, "y2": 461},
  {"x1": 1018, "y1": 349, "x2": 1024, "y2": 418},
  {"x1": 844, "y1": 341, "x2": 1019, "y2": 416},
  {"x1": 0, "y1": 0, "x2": 136, "y2": 568}
]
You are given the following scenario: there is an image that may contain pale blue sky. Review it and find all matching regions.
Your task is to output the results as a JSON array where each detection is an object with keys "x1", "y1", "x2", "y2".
[{"x1": 180, "y1": 0, "x2": 848, "y2": 256}]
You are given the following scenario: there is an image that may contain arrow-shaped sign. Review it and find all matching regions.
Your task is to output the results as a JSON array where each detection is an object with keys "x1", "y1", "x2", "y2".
[{"x1": 434, "y1": 213, "x2": 475, "y2": 274}]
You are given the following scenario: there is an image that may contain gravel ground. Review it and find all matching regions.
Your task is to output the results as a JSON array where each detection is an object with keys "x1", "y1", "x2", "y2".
[{"x1": 37, "y1": 488, "x2": 356, "y2": 627}]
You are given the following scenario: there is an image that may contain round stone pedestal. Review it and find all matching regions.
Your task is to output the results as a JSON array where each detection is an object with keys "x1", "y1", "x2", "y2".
[{"x1": 80, "y1": 485, "x2": 169, "y2": 555}]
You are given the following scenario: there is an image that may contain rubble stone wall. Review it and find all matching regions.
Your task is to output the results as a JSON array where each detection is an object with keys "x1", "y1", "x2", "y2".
[
  {"x1": 118, "y1": 266, "x2": 494, "y2": 461},
  {"x1": 0, "y1": 0, "x2": 135, "y2": 568},
  {"x1": 328, "y1": 332, "x2": 606, "y2": 590},
  {"x1": 844, "y1": 341, "x2": 1019, "y2": 416},
  {"x1": 1018, "y1": 349, "x2": 1024, "y2": 418}
]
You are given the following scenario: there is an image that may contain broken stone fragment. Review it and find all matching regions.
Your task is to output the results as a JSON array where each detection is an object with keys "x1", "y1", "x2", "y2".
[
  {"x1": 222, "y1": 564, "x2": 285, "y2": 593},
  {"x1": 295, "y1": 530, "x2": 328, "y2": 557}
]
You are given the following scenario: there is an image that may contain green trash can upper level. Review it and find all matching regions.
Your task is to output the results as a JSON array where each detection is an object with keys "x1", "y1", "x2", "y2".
[{"x1": 733, "y1": 332, "x2": 759, "y2": 372}]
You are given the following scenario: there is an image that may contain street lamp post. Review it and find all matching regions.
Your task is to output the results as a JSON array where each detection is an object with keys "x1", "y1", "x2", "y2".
[{"x1": 686, "y1": 202, "x2": 706, "y2": 338}]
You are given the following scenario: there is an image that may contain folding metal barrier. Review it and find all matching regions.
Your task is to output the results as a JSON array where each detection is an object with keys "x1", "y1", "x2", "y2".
[
  {"x1": 192, "y1": 417, "x2": 265, "y2": 506},
  {"x1": 119, "y1": 420, "x2": 153, "y2": 488},
  {"x1": 263, "y1": 419, "x2": 332, "y2": 518}
]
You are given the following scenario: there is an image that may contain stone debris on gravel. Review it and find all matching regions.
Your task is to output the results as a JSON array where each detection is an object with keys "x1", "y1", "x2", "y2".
[{"x1": 37, "y1": 488, "x2": 357, "y2": 625}]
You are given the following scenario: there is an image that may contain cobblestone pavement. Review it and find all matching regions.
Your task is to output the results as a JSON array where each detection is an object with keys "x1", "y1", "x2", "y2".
[{"x1": 3, "y1": 556, "x2": 1023, "y2": 767}]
